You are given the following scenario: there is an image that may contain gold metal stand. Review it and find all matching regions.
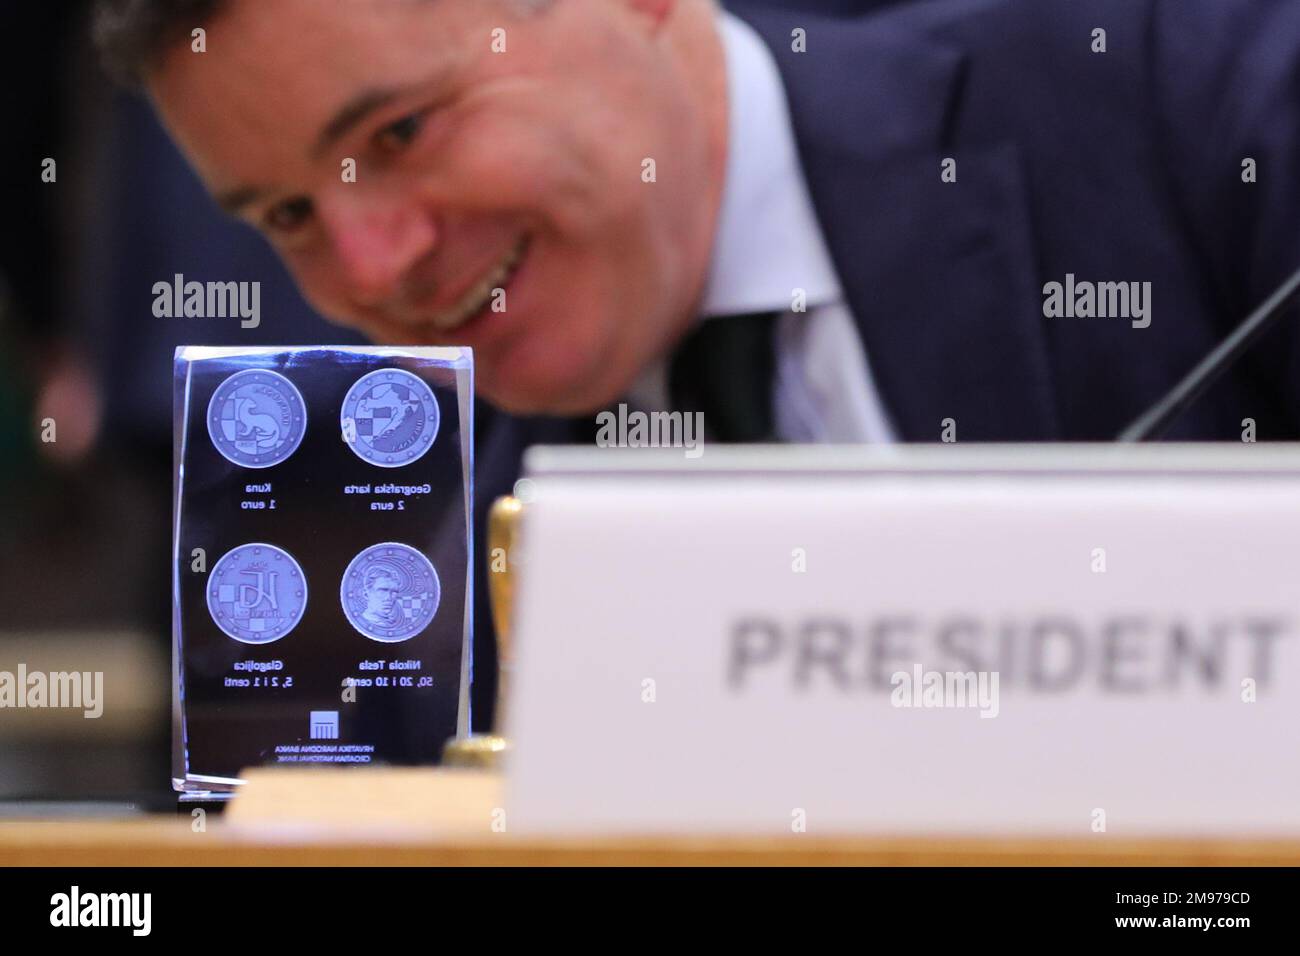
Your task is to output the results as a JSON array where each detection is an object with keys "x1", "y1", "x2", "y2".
[{"x1": 442, "y1": 495, "x2": 521, "y2": 769}]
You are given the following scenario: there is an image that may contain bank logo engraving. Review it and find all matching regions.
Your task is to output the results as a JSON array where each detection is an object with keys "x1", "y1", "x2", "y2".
[{"x1": 310, "y1": 710, "x2": 339, "y2": 739}]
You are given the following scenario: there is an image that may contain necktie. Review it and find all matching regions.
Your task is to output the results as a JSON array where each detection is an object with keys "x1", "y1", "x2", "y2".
[{"x1": 668, "y1": 311, "x2": 780, "y2": 443}]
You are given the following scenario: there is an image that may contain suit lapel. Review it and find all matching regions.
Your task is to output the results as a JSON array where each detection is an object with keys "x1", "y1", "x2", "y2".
[{"x1": 735, "y1": 5, "x2": 1062, "y2": 441}]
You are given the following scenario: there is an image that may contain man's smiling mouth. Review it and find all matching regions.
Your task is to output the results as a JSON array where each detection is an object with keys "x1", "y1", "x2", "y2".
[{"x1": 425, "y1": 233, "x2": 531, "y2": 332}]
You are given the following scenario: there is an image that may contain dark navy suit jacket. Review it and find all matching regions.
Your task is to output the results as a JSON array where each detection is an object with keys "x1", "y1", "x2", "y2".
[{"x1": 467, "y1": 0, "x2": 1300, "y2": 728}]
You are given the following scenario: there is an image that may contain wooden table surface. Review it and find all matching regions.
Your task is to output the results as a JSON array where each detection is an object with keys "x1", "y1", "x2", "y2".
[
  {"x1": 7, "y1": 822, "x2": 1300, "y2": 866},
  {"x1": 2, "y1": 768, "x2": 1297, "y2": 866}
]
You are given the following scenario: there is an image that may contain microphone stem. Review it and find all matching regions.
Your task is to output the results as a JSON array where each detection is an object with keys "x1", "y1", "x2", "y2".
[{"x1": 1118, "y1": 263, "x2": 1300, "y2": 442}]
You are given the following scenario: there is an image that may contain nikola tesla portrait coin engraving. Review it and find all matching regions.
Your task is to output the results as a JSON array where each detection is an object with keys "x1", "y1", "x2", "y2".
[
  {"x1": 207, "y1": 543, "x2": 308, "y2": 644},
  {"x1": 207, "y1": 369, "x2": 307, "y2": 468},
  {"x1": 340, "y1": 368, "x2": 439, "y2": 467},
  {"x1": 341, "y1": 543, "x2": 440, "y2": 642}
]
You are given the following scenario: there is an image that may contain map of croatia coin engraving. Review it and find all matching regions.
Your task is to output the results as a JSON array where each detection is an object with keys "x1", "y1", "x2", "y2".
[
  {"x1": 207, "y1": 369, "x2": 306, "y2": 468},
  {"x1": 340, "y1": 368, "x2": 439, "y2": 467},
  {"x1": 341, "y1": 543, "x2": 440, "y2": 642},
  {"x1": 207, "y1": 543, "x2": 308, "y2": 644}
]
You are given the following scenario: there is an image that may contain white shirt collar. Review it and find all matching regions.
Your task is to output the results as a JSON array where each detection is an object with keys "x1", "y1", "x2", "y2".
[
  {"x1": 699, "y1": 10, "x2": 842, "y2": 317},
  {"x1": 624, "y1": 10, "x2": 844, "y2": 413}
]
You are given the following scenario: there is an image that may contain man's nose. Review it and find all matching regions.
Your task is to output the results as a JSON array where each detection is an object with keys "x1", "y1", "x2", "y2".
[{"x1": 317, "y1": 192, "x2": 439, "y2": 307}]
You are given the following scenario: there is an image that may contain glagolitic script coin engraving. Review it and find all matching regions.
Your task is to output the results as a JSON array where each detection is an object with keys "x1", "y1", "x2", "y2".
[{"x1": 207, "y1": 543, "x2": 308, "y2": 644}]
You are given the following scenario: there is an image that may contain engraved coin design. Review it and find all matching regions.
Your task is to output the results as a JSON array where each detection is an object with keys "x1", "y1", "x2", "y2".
[
  {"x1": 207, "y1": 369, "x2": 306, "y2": 468},
  {"x1": 340, "y1": 369, "x2": 439, "y2": 467},
  {"x1": 340, "y1": 543, "x2": 440, "y2": 642},
  {"x1": 207, "y1": 543, "x2": 308, "y2": 644}
]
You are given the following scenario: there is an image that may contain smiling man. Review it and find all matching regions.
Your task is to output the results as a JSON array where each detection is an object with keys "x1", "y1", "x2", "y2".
[
  {"x1": 97, "y1": 0, "x2": 1300, "y2": 441},
  {"x1": 95, "y1": 0, "x2": 1300, "y2": 724},
  {"x1": 102, "y1": 0, "x2": 728, "y2": 417}
]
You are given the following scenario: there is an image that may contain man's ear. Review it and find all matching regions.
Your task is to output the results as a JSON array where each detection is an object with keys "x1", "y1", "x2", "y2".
[{"x1": 625, "y1": 0, "x2": 675, "y2": 32}]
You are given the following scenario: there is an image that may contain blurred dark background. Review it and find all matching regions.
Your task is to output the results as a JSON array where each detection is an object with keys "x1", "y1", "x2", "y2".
[{"x1": 0, "y1": 2, "x2": 365, "y2": 801}]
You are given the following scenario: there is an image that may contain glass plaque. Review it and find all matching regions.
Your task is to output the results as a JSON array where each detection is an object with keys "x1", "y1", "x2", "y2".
[{"x1": 172, "y1": 346, "x2": 473, "y2": 791}]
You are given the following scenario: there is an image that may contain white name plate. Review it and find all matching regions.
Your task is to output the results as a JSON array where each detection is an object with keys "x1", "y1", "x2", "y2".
[{"x1": 505, "y1": 446, "x2": 1300, "y2": 836}]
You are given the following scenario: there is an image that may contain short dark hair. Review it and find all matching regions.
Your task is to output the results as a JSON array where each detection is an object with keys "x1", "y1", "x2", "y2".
[{"x1": 93, "y1": 0, "x2": 227, "y2": 86}]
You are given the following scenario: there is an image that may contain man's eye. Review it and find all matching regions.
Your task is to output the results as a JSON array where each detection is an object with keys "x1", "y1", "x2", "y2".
[
  {"x1": 373, "y1": 112, "x2": 425, "y2": 153},
  {"x1": 264, "y1": 197, "x2": 313, "y2": 233}
]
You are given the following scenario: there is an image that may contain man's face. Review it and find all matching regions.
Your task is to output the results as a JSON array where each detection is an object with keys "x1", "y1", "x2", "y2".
[
  {"x1": 366, "y1": 576, "x2": 399, "y2": 616},
  {"x1": 150, "y1": 0, "x2": 725, "y2": 414}
]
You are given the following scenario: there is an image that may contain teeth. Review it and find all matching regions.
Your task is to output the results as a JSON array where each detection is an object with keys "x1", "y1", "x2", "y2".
[{"x1": 427, "y1": 235, "x2": 529, "y2": 332}]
